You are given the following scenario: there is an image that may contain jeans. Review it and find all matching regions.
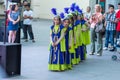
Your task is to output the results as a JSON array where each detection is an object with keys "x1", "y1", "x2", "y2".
[
  {"x1": 105, "y1": 30, "x2": 114, "y2": 47},
  {"x1": 116, "y1": 31, "x2": 120, "y2": 39},
  {"x1": 23, "y1": 25, "x2": 34, "y2": 40}
]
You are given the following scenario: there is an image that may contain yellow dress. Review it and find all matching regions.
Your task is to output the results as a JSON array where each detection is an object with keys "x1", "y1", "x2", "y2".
[
  {"x1": 81, "y1": 24, "x2": 91, "y2": 45},
  {"x1": 81, "y1": 23, "x2": 91, "y2": 60},
  {"x1": 69, "y1": 25, "x2": 77, "y2": 65},
  {"x1": 73, "y1": 23, "x2": 81, "y2": 64}
]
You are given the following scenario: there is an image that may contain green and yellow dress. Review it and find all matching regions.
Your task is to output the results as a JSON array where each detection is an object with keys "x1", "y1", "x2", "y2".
[
  {"x1": 73, "y1": 21, "x2": 81, "y2": 64},
  {"x1": 69, "y1": 24, "x2": 76, "y2": 65},
  {"x1": 63, "y1": 27, "x2": 73, "y2": 69},
  {"x1": 81, "y1": 20, "x2": 91, "y2": 60},
  {"x1": 48, "y1": 25, "x2": 67, "y2": 71}
]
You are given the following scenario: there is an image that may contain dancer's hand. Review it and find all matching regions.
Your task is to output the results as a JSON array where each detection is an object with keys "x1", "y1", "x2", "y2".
[
  {"x1": 52, "y1": 42, "x2": 57, "y2": 47},
  {"x1": 52, "y1": 42, "x2": 55, "y2": 47}
]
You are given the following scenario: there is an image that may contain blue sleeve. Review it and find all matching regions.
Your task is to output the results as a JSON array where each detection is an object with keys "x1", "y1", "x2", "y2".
[
  {"x1": 68, "y1": 27, "x2": 72, "y2": 31},
  {"x1": 75, "y1": 20, "x2": 80, "y2": 26},
  {"x1": 60, "y1": 24, "x2": 64, "y2": 30},
  {"x1": 50, "y1": 25, "x2": 54, "y2": 30},
  {"x1": 81, "y1": 20, "x2": 86, "y2": 25}
]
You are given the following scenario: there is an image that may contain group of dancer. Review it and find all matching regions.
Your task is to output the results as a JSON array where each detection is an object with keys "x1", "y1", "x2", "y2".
[{"x1": 48, "y1": 3, "x2": 91, "y2": 71}]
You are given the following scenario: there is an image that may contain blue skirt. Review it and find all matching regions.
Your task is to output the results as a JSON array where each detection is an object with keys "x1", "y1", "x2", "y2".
[
  {"x1": 8, "y1": 22, "x2": 18, "y2": 31},
  {"x1": 49, "y1": 46, "x2": 65, "y2": 64},
  {"x1": 48, "y1": 46, "x2": 67, "y2": 71}
]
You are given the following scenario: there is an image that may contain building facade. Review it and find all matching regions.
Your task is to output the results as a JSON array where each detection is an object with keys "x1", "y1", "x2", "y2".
[
  {"x1": 27, "y1": 0, "x2": 120, "y2": 19},
  {"x1": 90, "y1": 0, "x2": 120, "y2": 13},
  {"x1": 31, "y1": 0, "x2": 90, "y2": 19},
  {"x1": 0, "y1": 0, "x2": 120, "y2": 19}
]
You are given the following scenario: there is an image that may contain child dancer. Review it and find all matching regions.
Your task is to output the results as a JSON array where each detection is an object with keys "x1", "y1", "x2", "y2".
[
  {"x1": 62, "y1": 17, "x2": 72, "y2": 69},
  {"x1": 48, "y1": 15, "x2": 67, "y2": 71},
  {"x1": 68, "y1": 14, "x2": 76, "y2": 65},
  {"x1": 72, "y1": 13, "x2": 81, "y2": 64},
  {"x1": 80, "y1": 14, "x2": 90, "y2": 60}
]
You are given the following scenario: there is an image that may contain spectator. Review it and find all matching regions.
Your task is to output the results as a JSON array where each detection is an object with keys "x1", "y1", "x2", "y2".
[
  {"x1": 21, "y1": 0, "x2": 29, "y2": 39},
  {"x1": 84, "y1": 6, "x2": 92, "y2": 22},
  {"x1": 103, "y1": 5, "x2": 116, "y2": 51},
  {"x1": 116, "y1": 3, "x2": 120, "y2": 45},
  {"x1": 6, "y1": 4, "x2": 12, "y2": 27},
  {"x1": 89, "y1": 4, "x2": 103, "y2": 56},
  {"x1": 23, "y1": 3, "x2": 35, "y2": 42},
  {"x1": 8, "y1": 4, "x2": 20, "y2": 43}
]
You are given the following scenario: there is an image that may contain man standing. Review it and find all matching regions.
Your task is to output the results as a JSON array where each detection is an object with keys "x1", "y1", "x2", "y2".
[
  {"x1": 23, "y1": 3, "x2": 35, "y2": 42},
  {"x1": 103, "y1": 5, "x2": 116, "y2": 51},
  {"x1": 20, "y1": 0, "x2": 28, "y2": 39}
]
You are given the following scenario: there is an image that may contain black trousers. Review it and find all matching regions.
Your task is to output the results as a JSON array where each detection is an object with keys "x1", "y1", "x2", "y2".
[{"x1": 23, "y1": 25, "x2": 34, "y2": 40}]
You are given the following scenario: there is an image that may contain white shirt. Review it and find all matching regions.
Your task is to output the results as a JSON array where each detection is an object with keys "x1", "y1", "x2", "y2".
[
  {"x1": 23, "y1": 10, "x2": 33, "y2": 25},
  {"x1": 84, "y1": 12, "x2": 92, "y2": 20}
]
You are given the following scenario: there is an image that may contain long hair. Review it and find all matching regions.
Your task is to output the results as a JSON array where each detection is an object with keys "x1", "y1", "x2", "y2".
[
  {"x1": 53, "y1": 16, "x2": 61, "y2": 25},
  {"x1": 11, "y1": 4, "x2": 16, "y2": 11}
]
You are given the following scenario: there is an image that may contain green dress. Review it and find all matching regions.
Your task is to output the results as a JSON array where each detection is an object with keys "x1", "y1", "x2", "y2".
[
  {"x1": 69, "y1": 25, "x2": 77, "y2": 65},
  {"x1": 81, "y1": 21, "x2": 91, "y2": 60},
  {"x1": 73, "y1": 21, "x2": 81, "y2": 64},
  {"x1": 81, "y1": 24, "x2": 91, "y2": 45}
]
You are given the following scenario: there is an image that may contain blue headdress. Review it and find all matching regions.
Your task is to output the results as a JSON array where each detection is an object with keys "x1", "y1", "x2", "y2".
[
  {"x1": 60, "y1": 12, "x2": 65, "y2": 19},
  {"x1": 51, "y1": 8, "x2": 57, "y2": 16},
  {"x1": 75, "y1": 5, "x2": 83, "y2": 14},
  {"x1": 64, "y1": 7, "x2": 69, "y2": 14},
  {"x1": 71, "y1": 3, "x2": 76, "y2": 9},
  {"x1": 70, "y1": 3, "x2": 76, "y2": 12}
]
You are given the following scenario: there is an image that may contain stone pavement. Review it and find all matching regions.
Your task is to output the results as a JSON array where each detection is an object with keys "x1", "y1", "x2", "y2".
[{"x1": 0, "y1": 19, "x2": 120, "y2": 80}]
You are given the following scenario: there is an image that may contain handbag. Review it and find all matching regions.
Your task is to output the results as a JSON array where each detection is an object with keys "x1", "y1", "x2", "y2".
[{"x1": 95, "y1": 22, "x2": 105, "y2": 34}]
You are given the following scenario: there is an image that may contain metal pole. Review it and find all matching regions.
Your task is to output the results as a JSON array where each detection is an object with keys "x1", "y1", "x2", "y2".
[{"x1": 4, "y1": 0, "x2": 8, "y2": 44}]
